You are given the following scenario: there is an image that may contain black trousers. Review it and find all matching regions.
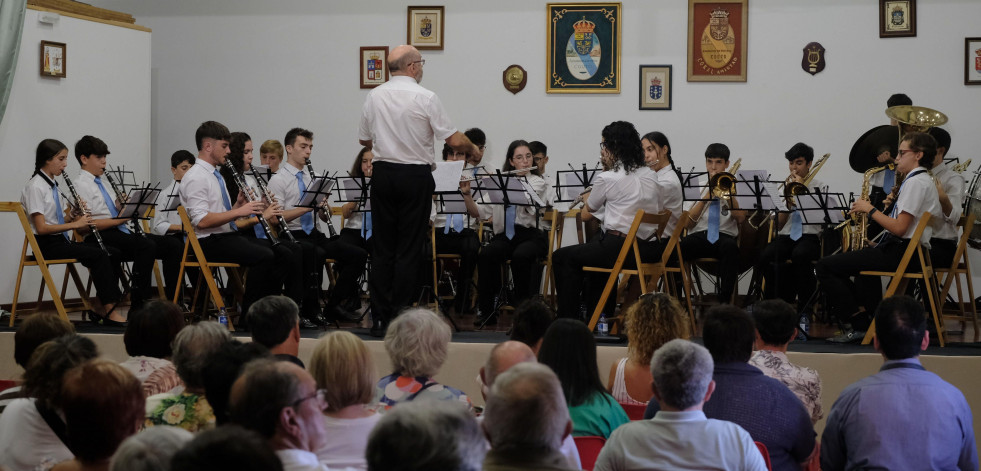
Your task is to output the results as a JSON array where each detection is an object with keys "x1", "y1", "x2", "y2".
[
  {"x1": 477, "y1": 226, "x2": 548, "y2": 315},
  {"x1": 815, "y1": 237, "x2": 911, "y2": 330},
  {"x1": 198, "y1": 232, "x2": 283, "y2": 317},
  {"x1": 86, "y1": 228, "x2": 156, "y2": 310},
  {"x1": 756, "y1": 234, "x2": 821, "y2": 309},
  {"x1": 292, "y1": 229, "x2": 368, "y2": 316},
  {"x1": 930, "y1": 238, "x2": 958, "y2": 270},
  {"x1": 434, "y1": 228, "x2": 480, "y2": 312},
  {"x1": 36, "y1": 234, "x2": 121, "y2": 305},
  {"x1": 369, "y1": 161, "x2": 435, "y2": 322},
  {"x1": 338, "y1": 228, "x2": 371, "y2": 253},
  {"x1": 553, "y1": 231, "x2": 660, "y2": 319},
  {"x1": 680, "y1": 231, "x2": 739, "y2": 303},
  {"x1": 145, "y1": 233, "x2": 184, "y2": 301}
]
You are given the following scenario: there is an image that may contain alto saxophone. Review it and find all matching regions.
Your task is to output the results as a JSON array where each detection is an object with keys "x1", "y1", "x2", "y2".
[{"x1": 840, "y1": 164, "x2": 893, "y2": 252}]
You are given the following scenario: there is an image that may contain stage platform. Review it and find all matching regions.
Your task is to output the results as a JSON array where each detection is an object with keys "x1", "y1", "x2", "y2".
[{"x1": 2, "y1": 325, "x2": 980, "y2": 452}]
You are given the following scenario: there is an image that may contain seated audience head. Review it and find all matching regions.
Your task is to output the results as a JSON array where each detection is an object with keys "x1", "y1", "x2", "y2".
[
  {"x1": 650, "y1": 339, "x2": 715, "y2": 411},
  {"x1": 385, "y1": 308, "x2": 451, "y2": 378},
  {"x1": 14, "y1": 312, "x2": 74, "y2": 369},
  {"x1": 309, "y1": 331, "x2": 376, "y2": 412},
  {"x1": 246, "y1": 295, "x2": 300, "y2": 355},
  {"x1": 23, "y1": 334, "x2": 98, "y2": 410},
  {"x1": 352, "y1": 146, "x2": 374, "y2": 177},
  {"x1": 201, "y1": 340, "x2": 271, "y2": 425},
  {"x1": 124, "y1": 300, "x2": 186, "y2": 359},
  {"x1": 623, "y1": 293, "x2": 690, "y2": 366},
  {"x1": 61, "y1": 359, "x2": 144, "y2": 467},
  {"x1": 366, "y1": 400, "x2": 484, "y2": 471},
  {"x1": 171, "y1": 321, "x2": 231, "y2": 393},
  {"x1": 874, "y1": 295, "x2": 929, "y2": 360},
  {"x1": 702, "y1": 305, "x2": 755, "y2": 364},
  {"x1": 509, "y1": 298, "x2": 555, "y2": 353},
  {"x1": 600, "y1": 120, "x2": 645, "y2": 172},
  {"x1": 464, "y1": 127, "x2": 486, "y2": 165},
  {"x1": 170, "y1": 150, "x2": 195, "y2": 181},
  {"x1": 537, "y1": 318, "x2": 605, "y2": 406},
  {"x1": 228, "y1": 359, "x2": 327, "y2": 452},
  {"x1": 169, "y1": 425, "x2": 282, "y2": 471},
  {"x1": 259, "y1": 139, "x2": 284, "y2": 172},
  {"x1": 479, "y1": 340, "x2": 536, "y2": 398},
  {"x1": 110, "y1": 426, "x2": 194, "y2": 471},
  {"x1": 751, "y1": 299, "x2": 799, "y2": 348},
  {"x1": 483, "y1": 362, "x2": 571, "y2": 455}
]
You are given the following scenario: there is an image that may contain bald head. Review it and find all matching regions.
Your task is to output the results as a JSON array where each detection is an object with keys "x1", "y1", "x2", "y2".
[
  {"x1": 389, "y1": 45, "x2": 423, "y2": 81},
  {"x1": 484, "y1": 341, "x2": 537, "y2": 388}
]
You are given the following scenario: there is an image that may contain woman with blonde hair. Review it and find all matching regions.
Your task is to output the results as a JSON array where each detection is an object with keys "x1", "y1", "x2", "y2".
[
  {"x1": 607, "y1": 293, "x2": 690, "y2": 405},
  {"x1": 309, "y1": 331, "x2": 379, "y2": 470}
]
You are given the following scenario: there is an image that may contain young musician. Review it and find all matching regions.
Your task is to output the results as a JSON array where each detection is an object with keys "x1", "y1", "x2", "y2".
[
  {"x1": 21, "y1": 139, "x2": 123, "y2": 322},
  {"x1": 267, "y1": 127, "x2": 368, "y2": 322},
  {"x1": 926, "y1": 128, "x2": 962, "y2": 268},
  {"x1": 151, "y1": 150, "x2": 195, "y2": 300},
  {"x1": 259, "y1": 139, "x2": 284, "y2": 176},
  {"x1": 72, "y1": 135, "x2": 158, "y2": 316},
  {"x1": 529, "y1": 140, "x2": 556, "y2": 210},
  {"x1": 754, "y1": 143, "x2": 824, "y2": 310},
  {"x1": 641, "y1": 131, "x2": 684, "y2": 256},
  {"x1": 339, "y1": 147, "x2": 374, "y2": 252},
  {"x1": 815, "y1": 132, "x2": 942, "y2": 343},
  {"x1": 475, "y1": 140, "x2": 550, "y2": 325},
  {"x1": 178, "y1": 121, "x2": 287, "y2": 322},
  {"x1": 431, "y1": 144, "x2": 481, "y2": 314},
  {"x1": 464, "y1": 128, "x2": 486, "y2": 168},
  {"x1": 552, "y1": 121, "x2": 660, "y2": 320},
  {"x1": 868, "y1": 93, "x2": 913, "y2": 230},
  {"x1": 679, "y1": 143, "x2": 746, "y2": 304}
]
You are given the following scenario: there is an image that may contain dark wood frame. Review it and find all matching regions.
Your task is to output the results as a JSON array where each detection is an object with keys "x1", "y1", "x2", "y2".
[
  {"x1": 359, "y1": 46, "x2": 390, "y2": 89},
  {"x1": 639, "y1": 65, "x2": 672, "y2": 110},
  {"x1": 407, "y1": 6, "x2": 445, "y2": 51},
  {"x1": 966, "y1": 37, "x2": 981, "y2": 85},
  {"x1": 545, "y1": 2, "x2": 622, "y2": 94},
  {"x1": 40, "y1": 40, "x2": 66, "y2": 78},
  {"x1": 687, "y1": 0, "x2": 748, "y2": 82},
  {"x1": 879, "y1": 0, "x2": 916, "y2": 38}
]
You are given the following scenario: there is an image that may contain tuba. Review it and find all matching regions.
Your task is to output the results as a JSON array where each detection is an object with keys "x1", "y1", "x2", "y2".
[
  {"x1": 709, "y1": 158, "x2": 741, "y2": 215},
  {"x1": 885, "y1": 105, "x2": 948, "y2": 149}
]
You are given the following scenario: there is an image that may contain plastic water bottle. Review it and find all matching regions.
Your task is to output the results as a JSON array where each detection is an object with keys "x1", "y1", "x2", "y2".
[
  {"x1": 218, "y1": 307, "x2": 229, "y2": 330},
  {"x1": 597, "y1": 314, "x2": 609, "y2": 336}
]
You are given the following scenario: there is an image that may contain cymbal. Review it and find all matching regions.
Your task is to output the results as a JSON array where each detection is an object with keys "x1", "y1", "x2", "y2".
[{"x1": 849, "y1": 125, "x2": 898, "y2": 173}]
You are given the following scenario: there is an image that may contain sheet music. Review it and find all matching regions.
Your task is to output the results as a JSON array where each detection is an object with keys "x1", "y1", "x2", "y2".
[
  {"x1": 681, "y1": 173, "x2": 708, "y2": 200},
  {"x1": 733, "y1": 170, "x2": 784, "y2": 211},
  {"x1": 797, "y1": 193, "x2": 845, "y2": 224},
  {"x1": 298, "y1": 176, "x2": 335, "y2": 207},
  {"x1": 558, "y1": 169, "x2": 598, "y2": 200},
  {"x1": 117, "y1": 188, "x2": 160, "y2": 218},
  {"x1": 339, "y1": 178, "x2": 371, "y2": 211},
  {"x1": 432, "y1": 160, "x2": 466, "y2": 192},
  {"x1": 437, "y1": 193, "x2": 469, "y2": 214},
  {"x1": 478, "y1": 176, "x2": 535, "y2": 205}
]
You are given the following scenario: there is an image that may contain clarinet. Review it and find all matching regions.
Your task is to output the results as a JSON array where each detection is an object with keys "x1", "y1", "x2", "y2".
[
  {"x1": 104, "y1": 171, "x2": 146, "y2": 237},
  {"x1": 304, "y1": 158, "x2": 337, "y2": 237},
  {"x1": 222, "y1": 161, "x2": 281, "y2": 246},
  {"x1": 248, "y1": 164, "x2": 297, "y2": 244},
  {"x1": 62, "y1": 174, "x2": 110, "y2": 255}
]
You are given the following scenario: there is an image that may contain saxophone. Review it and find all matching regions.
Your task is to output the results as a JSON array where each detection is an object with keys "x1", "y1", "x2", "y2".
[{"x1": 840, "y1": 164, "x2": 893, "y2": 251}]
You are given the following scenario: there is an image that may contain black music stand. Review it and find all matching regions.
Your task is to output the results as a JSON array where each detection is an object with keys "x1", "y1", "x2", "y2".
[
  {"x1": 117, "y1": 184, "x2": 161, "y2": 232},
  {"x1": 733, "y1": 170, "x2": 785, "y2": 302},
  {"x1": 554, "y1": 164, "x2": 599, "y2": 206},
  {"x1": 296, "y1": 175, "x2": 335, "y2": 210},
  {"x1": 680, "y1": 170, "x2": 713, "y2": 204},
  {"x1": 795, "y1": 189, "x2": 848, "y2": 340},
  {"x1": 334, "y1": 175, "x2": 373, "y2": 326}
]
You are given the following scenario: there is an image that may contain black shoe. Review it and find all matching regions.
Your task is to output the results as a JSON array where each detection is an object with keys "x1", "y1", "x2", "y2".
[
  {"x1": 326, "y1": 305, "x2": 361, "y2": 322},
  {"x1": 826, "y1": 328, "x2": 865, "y2": 344},
  {"x1": 299, "y1": 318, "x2": 319, "y2": 329},
  {"x1": 369, "y1": 318, "x2": 388, "y2": 337}
]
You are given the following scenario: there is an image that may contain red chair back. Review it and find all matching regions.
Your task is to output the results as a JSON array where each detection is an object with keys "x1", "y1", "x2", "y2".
[
  {"x1": 755, "y1": 441, "x2": 772, "y2": 471},
  {"x1": 619, "y1": 401, "x2": 647, "y2": 420},
  {"x1": 0, "y1": 380, "x2": 17, "y2": 393},
  {"x1": 573, "y1": 436, "x2": 606, "y2": 471}
]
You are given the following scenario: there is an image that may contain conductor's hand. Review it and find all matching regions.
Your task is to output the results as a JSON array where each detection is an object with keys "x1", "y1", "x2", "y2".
[{"x1": 235, "y1": 200, "x2": 264, "y2": 218}]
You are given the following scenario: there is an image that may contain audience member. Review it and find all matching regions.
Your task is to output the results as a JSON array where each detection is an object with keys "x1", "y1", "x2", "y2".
[
  {"x1": 169, "y1": 425, "x2": 283, "y2": 471},
  {"x1": 538, "y1": 319, "x2": 629, "y2": 438},
  {"x1": 1, "y1": 313, "x2": 74, "y2": 413},
  {"x1": 200, "y1": 340, "x2": 271, "y2": 425},
  {"x1": 0, "y1": 335, "x2": 98, "y2": 471},
  {"x1": 750, "y1": 299, "x2": 823, "y2": 424},
  {"x1": 248, "y1": 295, "x2": 304, "y2": 367},
  {"x1": 145, "y1": 321, "x2": 230, "y2": 432},
  {"x1": 120, "y1": 300, "x2": 186, "y2": 397},
  {"x1": 365, "y1": 400, "x2": 484, "y2": 471},
  {"x1": 482, "y1": 363, "x2": 576, "y2": 471},
  {"x1": 508, "y1": 298, "x2": 555, "y2": 354},
  {"x1": 595, "y1": 339, "x2": 766, "y2": 471},
  {"x1": 644, "y1": 305, "x2": 814, "y2": 471},
  {"x1": 109, "y1": 426, "x2": 193, "y2": 471},
  {"x1": 608, "y1": 293, "x2": 690, "y2": 406},
  {"x1": 309, "y1": 331, "x2": 380, "y2": 470},
  {"x1": 377, "y1": 308, "x2": 471, "y2": 409},
  {"x1": 821, "y1": 296, "x2": 978, "y2": 471},
  {"x1": 51, "y1": 360, "x2": 144, "y2": 471}
]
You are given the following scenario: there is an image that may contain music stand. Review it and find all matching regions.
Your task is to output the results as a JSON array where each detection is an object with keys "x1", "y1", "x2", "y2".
[
  {"x1": 554, "y1": 164, "x2": 599, "y2": 211},
  {"x1": 335, "y1": 176, "x2": 371, "y2": 213},
  {"x1": 107, "y1": 165, "x2": 137, "y2": 193},
  {"x1": 296, "y1": 175, "x2": 335, "y2": 209},
  {"x1": 794, "y1": 188, "x2": 848, "y2": 339},
  {"x1": 680, "y1": 170, "x2": 713, "y2": 204},
  {"x1": 117, "y1": 184, "x2": 161, "y2": 226}
]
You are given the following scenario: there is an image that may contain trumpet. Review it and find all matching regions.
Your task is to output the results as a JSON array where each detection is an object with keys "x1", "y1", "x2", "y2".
[
  {"x1": 461, "y1": 166, "x2": 539, "y2": 182},
  {"x1": 709, "y1": 158, "x2": 741, "y2": 215},
  {"x1": 62, "y1": 174, "x2": 110, "y2": 255},
  {"x1": 104, "y1": 170, "x2": 146, "y2": 237},
  {"x1": 249, "y1": 163, "x2": 296, "y2": 244},
  {"x1": 223, "y1": 161, "x2": 281, "y2": 246}
]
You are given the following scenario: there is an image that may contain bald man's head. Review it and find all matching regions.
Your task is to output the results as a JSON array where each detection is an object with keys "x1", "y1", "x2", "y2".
[
  {"x1": 483, "y1": 341, "x2": 536, "y2": 388},
  {"x1": 389, "y1": 45, "x2": 423, "y2": 82}
]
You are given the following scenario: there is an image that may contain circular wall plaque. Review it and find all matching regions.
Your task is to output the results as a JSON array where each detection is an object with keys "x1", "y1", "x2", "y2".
[{"x1": 503, "y1": 65, "x2": 527, "y2": 94}]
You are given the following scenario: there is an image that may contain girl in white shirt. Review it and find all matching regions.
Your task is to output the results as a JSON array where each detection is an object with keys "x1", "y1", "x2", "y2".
[{"x1": 339, "y1": 147, "x2": 374, "y2": 254}]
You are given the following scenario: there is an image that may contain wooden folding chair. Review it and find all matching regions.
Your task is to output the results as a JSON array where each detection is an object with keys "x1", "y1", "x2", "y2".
[
  {"x1": 936, "y1": 214, "x2": 978, "y2": 341},
  {"x1": 584, "y1": 210, "x2": 671, "y2": 332},
  {"x1": 431, "y1": 223, "x2": 465, "y2": 309},
  {"x1": 860, "y1": 214, "x2": 945, "y2": 346},
  {"x1": 142, "y1": 208, "x2": 167, "y2": 299},
  {"x1": 173, "y1": 206, "x2": 243, "y2": 330},
  {"x1": 2, "y1": 202, "x2": 92, "y2": 326},
  {"x1": 541, "y1": 208, "x2": 583, "y2": 303},
  {"x1": 641, "y1": 211, "x2": 697, "y2": 335}
]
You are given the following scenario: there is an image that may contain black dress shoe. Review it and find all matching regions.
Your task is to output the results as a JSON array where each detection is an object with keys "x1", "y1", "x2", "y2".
[
  {"x1": 298, "y1": 318, "x2": 319, "y2": 329},
  {"x1": 369, "y1": 319, "x2": 388, "y2": 337},
  {"x1": 326, "y1": 305, "x2": 361, "y2": 322}
]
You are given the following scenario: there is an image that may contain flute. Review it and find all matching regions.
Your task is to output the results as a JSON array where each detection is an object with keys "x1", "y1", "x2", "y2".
[
  {"x1": 223, "y1": 161, "x2": 281, "y2": 246},
  {"x1": 460, "y1": 166, "x2": 538, "y2": 182},
  {"x1": 303, "y1": 158, "x2": 337, "y2": 237},
  {"x1": 62, "y1": 174, "x2": 110, "y2": 255},
  {"x1": 104, "y1": 171, "x2": 146, "y2": 237},
  {"x1": 249, "y1": 164, "x2": 297, "y2": 244}
]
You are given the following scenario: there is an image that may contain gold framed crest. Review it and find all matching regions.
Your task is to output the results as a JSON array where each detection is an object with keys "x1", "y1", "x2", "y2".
[
  {"x1": 546, "y1": 3, "x2": 621, "y2": 94},
  {"x1": 407, "y1": 6, "x2": 445, "y2": 51},
  {"x1": 687, "y1": 0, "x2": 747, "y2": 82}
]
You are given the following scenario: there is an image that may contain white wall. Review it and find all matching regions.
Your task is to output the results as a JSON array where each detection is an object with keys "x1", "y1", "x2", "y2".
[{"x1": 0, "y1": 10, "x2": 151, "y2": 305}]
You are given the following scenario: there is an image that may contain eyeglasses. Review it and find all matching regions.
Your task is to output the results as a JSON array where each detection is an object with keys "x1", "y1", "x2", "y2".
[
  {"x1": 897, "y1": 149, "x2": 916, "y2": 158},
  {"x1": 290, "y1": 389, "x2": 327, "y2": 410},
  {"x1": 478, "y1": 145, "x2": 487, "y2": 151},
  {"x1": 600, "y1": 142, "x2": 607, "y2": 150},
  {"x1": 412, "y1": 59, "x2": 426, "y2": 66}
]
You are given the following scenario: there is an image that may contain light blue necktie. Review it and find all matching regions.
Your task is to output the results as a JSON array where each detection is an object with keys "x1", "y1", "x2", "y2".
[
  {"x1": 707, "y1": 200, "x2": 720, "y2": 243},
  {"x1": 505, "y1": 206, "x2": 516, "y2": 239},
  {"x1": 52, "y1": 184, "x2": 69, "y2": 240},
  {"x1": 883, "y1": 168, "x2": 895, "y2": 192},
  {"x1": 296, "y1": 171, "x2": 314, "y2": 234},
  {"x1": 94, "y1": 176, "x2": 129, "y2": 234},
  {"x1": 362, "y1": 211, "x2": 372, "y2": 239},
  {"x1": 444, "y1": 214, "x2": 464, "y2": 234},
  {"x1": 213, "y1": 169, "x2": 238, "y2": 231},
  {"x1": 790, "y1": 209, "x2": 803, "y2": 241}
]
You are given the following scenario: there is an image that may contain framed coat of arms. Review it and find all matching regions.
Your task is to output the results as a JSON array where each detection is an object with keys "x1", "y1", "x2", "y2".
[
  {"x1": 639, "y1": 65, "x2": 672, "y2": 110},
  {"x1": 687, "y1": 0, "x2": 747, "y2": 82},
  {"x1": 407, "y1": 6, "x2": 444, "y2": 50},
  {"x1": 546, "y1": 3, "x2": 621, "y2": 94}
]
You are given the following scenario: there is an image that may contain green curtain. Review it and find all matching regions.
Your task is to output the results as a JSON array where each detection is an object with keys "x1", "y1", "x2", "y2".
[{"x1": 0, "y1": 0, "x2": 26, "y2": 127}]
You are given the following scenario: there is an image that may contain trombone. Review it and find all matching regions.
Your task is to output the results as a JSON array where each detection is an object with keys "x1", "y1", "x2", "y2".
[
  {"x1": 781, "y1": 153, "x2": 830, "y2": 198},
  {"x1": 709, "y1": 158, "x2": 741, "y2": 215}
]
